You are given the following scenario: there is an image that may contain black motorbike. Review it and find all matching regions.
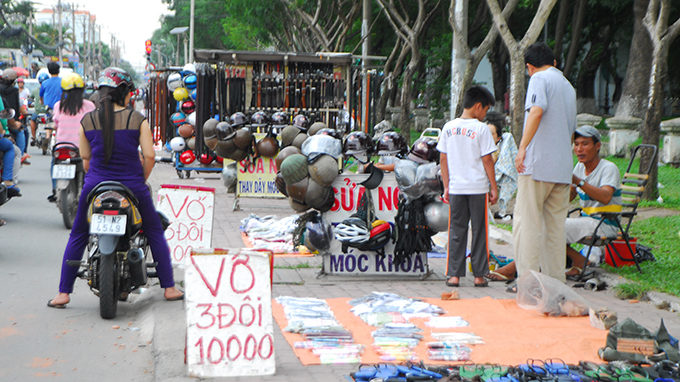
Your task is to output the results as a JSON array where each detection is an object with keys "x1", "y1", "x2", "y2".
[
  {"x1": 52, "y1": 142, "x2": 85, "y2": 228},
  {"x1": 67, "y1": 181, "x2": 170, "y2": 319},
  {"x1": 0, "y1": 108, "x2": 20, "y2": 206}
]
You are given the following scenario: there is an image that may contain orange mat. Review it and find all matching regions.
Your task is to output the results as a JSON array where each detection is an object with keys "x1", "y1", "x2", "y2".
[
  {"x1": 241, "y1": 232, "x2": 315, "y2": 257},
  {"x1": 272, "y1": 297, "x2": 607, "y2": 366}
]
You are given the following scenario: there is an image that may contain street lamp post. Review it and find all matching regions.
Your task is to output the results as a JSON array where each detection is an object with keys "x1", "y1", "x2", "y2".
[{"x1": 169, "y1": 27, "x2": 189, "y2": 66}]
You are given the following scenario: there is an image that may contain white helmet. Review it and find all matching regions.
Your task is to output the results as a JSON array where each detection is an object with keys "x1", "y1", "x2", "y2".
[
  {"x1": 167, "y1": 73, "x2": 183, "y2": 91},
  {"x1": 183, "y1": 63, "x2": 196, "y2": 74},
  {"x1": 170, "y1": 136, "x2": 186, "y2": 152},
  {"x1": 333, "y1": 218, "x2": 370, "y2": 244},
  {"x1": 186, "y1": 111, "x2": 196, "y2": 126}
]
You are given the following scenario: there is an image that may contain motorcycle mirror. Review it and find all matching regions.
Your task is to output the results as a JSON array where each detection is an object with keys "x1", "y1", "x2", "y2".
[{"x1": 0, "y1": 108, "x2": 16, "y2": 120}]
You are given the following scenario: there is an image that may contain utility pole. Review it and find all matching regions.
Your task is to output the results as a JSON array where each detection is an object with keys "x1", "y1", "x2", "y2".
[
  {"x1": 58, "y1": 0, "x2": 63, "y2": 67},
  {"x1": 98, "y1": 25, "x2": 102, "y2": 72},
  {"x1": 361, "y1": 0, "x2": 371, "y2": 132},
  {"x1": 189, "y1": 0, "x2": 195, "y2": 63},
  {"x1": 83, "y1": 14, "x2": 88, "y2": 77},
  {"x1": 71, "y1": 4, "x2": 76, "y2": 53}
]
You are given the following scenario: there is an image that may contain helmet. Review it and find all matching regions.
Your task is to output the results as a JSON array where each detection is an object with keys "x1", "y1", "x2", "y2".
[
  {"x1": 423, "y1": 200, "x2": 449, "y2": 232},
  {"x1": 38, "y1": 73, "x2": 50, "y2": 83},
  {"x1": 171, "y1": 112, "x2": 186, "y2": 127},
  {"x1": 167, "y1": 73, "x2": 183, "y2": 91},
  {"x1": 233, "y1": 128, "x2": 253, "y2": 150},
  {"x1": 343, "y1": 131, "x2": 374, "y2": 156},
  {"x1": 203, "y1": 119, "x2": 219, "y2": 139},
  {"x1": 199, "y1": 152, "x2": 215, "y2": 165},
  {"x1": 215, "y1": 121, "x2": 235, "y2": 140},
  {"x1": 286, "y1": 177, "x2": 309, "y2": 204},
  {"x1": 415, "y1": 162, "x2": 443, "y2": 196},
  {"x1": 1, "y1": 69, "x2": 17, "y2": 82},
  {"x1": 186, "y1": 111, "x2": 196, "y2": 126},
  {"x1": 275, "y1": 146, "x2": 302, "y2": 171},
  {"x1": 305, "y1": 179, "x2": 333, "y2": 211},
  {"x1": 291, "y1": 133, "x2": 308, "y2": 150},
  {"x1": 230, "y1": 112, "x2": 248, "y2": 127},
  {"x1": 305, "y1": 214, "x2": 333, "y2": 252},
  {"x1": 372, "y1": 120, "x2": 393, "y2": 139},
  {"x1": 316, "y1": 128, "x2": 342, "y2": 141},
  {"x1": 334, "y1": 218, "x2": 370, "y2": 244},
  {"x1": 271, "y1": 112, "x2": 288, "y2": 128},
  {"x1": 170, "y1": 137, "x2": 186, "y2": 152},
  {"x1": 408, "y1": 137, "x2": 439, "y2": 163},
  {"x1": 280, "y1": 154, "x2": 309, "y2": 184},
  {"x1": 215, "y1": 155, "x2": 223, "y2": 164},
  {"x1": 275, "y1": 172, "x2": 288, "y2": 196},
  {"x1": 394, "y1": 159, "x2": 425, "y2": 199},
  {"x1": 174, "y1": 87, "x2": 189, "y2": 101},
  {"x1": 179, "y1": 150, "x2": 196, "y2": 164},
  {"x1": 181, "y1": 100, "x2": 195, "y2": 114},
  {"x1": 214, "y1": 139, "x2": 238, "y2": 158},
  {"x1": 190, "y1": 88, "x2": 197, "y2": 100},
  {"x1": 293, "y1": 114, "x2": 309, "y2": 131},
  {"x1": 281, "y1": 125, "x2": 301, "y2": 147},
  {"x1": 308, "y1": 122, "x2": 328, "y2": 136},
  {"x1": 309, "y1": 154, "x2": 339, "y2": 187},
  {"x1": 250, "y1": 111, "x2": 270, "y2": 128},
  {"x1": 178, "y1": 123, "x2": 195, "y2": 138},
  {"x1": 228, "y1": 148, "x2": 248, "y2": 162},
  {"x1": 205, "y1": 136, "x2": 218, "y2": 150},
  {"x1": 183, "y1": 63, "x2": 196, "y2": 74},
  {"x1": 222, "y1": 164, "x2": 237, "y2": 188},
  {"x1": 61, "y1": 73, "x2": 84, "y2": 90},
  {"x1": 184, "y1": 74, "x2": 197, "y2": 89},
  {"x1": 289, "y1": 197, "x2": 310, "y2": 213},
  {"x1": 357, "y1": 221, "x2": 393, "y2": 252},
  {"x1": 256, "y1": 136, "x2": 279, "y2": 158},
  {"x1": 377, "y1": 131, "x2": 408, "y2": 156},
  {"x1": 98, "y1": 67, "x2": 135, "y2": 90},
  {"x1": 301, "y1": 134, "x2": 342, "y2": 163},
  {"x1": 186, "y1": 137, "x2": 196, "y2": 150}
]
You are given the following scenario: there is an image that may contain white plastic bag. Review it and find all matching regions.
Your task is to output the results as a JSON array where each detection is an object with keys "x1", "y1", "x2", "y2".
[{"x1": 516, "y1": 270, "x2": 590, "y2": 317}]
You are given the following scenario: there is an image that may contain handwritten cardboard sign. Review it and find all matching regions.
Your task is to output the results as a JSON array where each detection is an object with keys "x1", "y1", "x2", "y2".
[
  {"x1": 157, "y1": 185, "x2": 215, "y2": 265},
  {"x1": 186, "y1": 249, "x2": 275, "y2": 378}
]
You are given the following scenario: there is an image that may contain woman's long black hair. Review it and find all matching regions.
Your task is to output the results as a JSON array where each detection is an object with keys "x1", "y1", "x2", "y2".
[
  {"x1": 98, "y1": 84, "x2": 131, "y2": 163},
  {"x1": 59, "y1": 88, "x2": 85, "y2": 116}
]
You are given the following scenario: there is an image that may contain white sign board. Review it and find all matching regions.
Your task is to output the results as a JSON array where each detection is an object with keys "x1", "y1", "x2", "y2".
[
  {"x1": 156, "y1": 185, "x2": 215, "y2": 265},
  {"x1": 185, "y1": 249, "x2": 275, "y2": 378},
  {"x1": 322, "y1": 173, "x2": 429, "y2": 277}
]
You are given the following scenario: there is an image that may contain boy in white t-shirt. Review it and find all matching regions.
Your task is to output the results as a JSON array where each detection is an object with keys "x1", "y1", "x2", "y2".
[{"x1": 436, "y1": 86, "x2": 498, "y2": 288}]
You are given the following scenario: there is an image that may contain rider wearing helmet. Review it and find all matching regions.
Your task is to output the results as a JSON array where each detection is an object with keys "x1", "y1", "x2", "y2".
[
  {"x1": 30, "y1": 73, "x2": 50, "y2": 146},
  {"x1": 47, "y1": 73, "x2": 97, "y2": 201},
  {"x1": 49, "y1": 67, "x2": 183, "y2": 309},
  {"x1": 0, "y1": 69, "x2": 29, "y2": 158}
]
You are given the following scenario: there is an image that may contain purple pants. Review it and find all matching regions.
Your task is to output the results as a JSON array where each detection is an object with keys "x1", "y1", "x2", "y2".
[{"x1": 58, "y1": 180, "x2": 175, "y2": 294}]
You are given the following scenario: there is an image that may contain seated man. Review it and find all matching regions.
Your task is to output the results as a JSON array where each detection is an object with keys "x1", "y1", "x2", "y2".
[{"x1": 487, "y1": 125, "x2": 620, "y2": 281}]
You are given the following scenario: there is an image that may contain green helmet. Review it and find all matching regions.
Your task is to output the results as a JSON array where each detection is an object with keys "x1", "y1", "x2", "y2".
[
  {"x1": 281, "y1": 125, "x2": 300, "y2": 147},
  {"x1": 308, "y1": 154, "x2": 339, "y2": 187},
  {"x1": 308, "y1": 122, "x2": 328, "y2": 136},
  {"x1": 280, "y1": 154, "x2": 309, "y2": 184},
  {"x1": 275, "y1": 146, "x2": 302, "y2": 171},
  {"x1": 305, "y1": 178, "x2": 333, "y2": 211},
  {"x1": 291, "y1": 133, "x2": 308, "y2": 150}
]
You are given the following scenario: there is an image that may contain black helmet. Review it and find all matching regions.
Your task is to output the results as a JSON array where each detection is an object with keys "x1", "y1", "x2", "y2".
[
  {"x1": 215, "y1": 122, "x2": 235, "y2": 141},
  {"x1": 230, "y1": 112, "x2": 248, "y2": 127},
  {"x1": 377, "y1": 131, "x2": 408, "y2": 156},
  {"x1": 317, "y1": 128, "x2": 343, "y2": 141},
  {"x1": 293, "y1": 114, "x2": 309, "y2": 131},
  {"x1": 250, "y1": 111, "x2": 270, "y2": 128},
  {"x1": 408, "y1": 137, "x2": 439, "y2": 163},
  {"x1": 271, "y1": 112, "x2": 288, "y2": 128},
  {"x1": 343, "y1": 131, "x2": 374, "y2": 156}
]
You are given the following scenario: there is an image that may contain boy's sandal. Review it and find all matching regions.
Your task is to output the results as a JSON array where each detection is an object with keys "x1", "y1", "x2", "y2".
[{"x1": 485, "y1": 271, "x2": 514, "y2": 282}]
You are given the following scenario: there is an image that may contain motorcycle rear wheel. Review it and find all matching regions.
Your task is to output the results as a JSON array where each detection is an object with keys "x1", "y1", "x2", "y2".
[
  {"x1": 59, "y1": 182, "x2": 78, "y2": 229},
  {"x1": 98, "y1": 254, "x2": 119, "y2": 319}
]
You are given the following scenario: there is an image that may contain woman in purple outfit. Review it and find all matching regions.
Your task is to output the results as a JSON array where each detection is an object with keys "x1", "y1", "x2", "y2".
[{"x1": 48, "y1": 67, "x2": 183, "y2": 308}]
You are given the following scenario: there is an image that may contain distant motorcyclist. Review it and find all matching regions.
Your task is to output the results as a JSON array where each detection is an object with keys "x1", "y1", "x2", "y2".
[
  {"x1": 40, "y1": 62, "x2": 62, "y2": 110},
  {"x1": 30, "y1": 73, "x2": 49, "y2": 146},
  {"x1": 0, "y1": 69, "x2": 29, "y2": 162},
  {"x1": 0, "y1": 95, "x2": 20, "y2": 201}
]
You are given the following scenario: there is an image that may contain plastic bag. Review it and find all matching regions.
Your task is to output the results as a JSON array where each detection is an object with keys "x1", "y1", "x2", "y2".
[{"x1": 516, "y1": 270, "x2": 590, "y2": 317}]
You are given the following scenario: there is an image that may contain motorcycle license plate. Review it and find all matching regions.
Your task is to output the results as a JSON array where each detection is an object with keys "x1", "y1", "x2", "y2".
[
  {"x1": 52, "y1": 164, "x2": 76, "y2": 179},
  {"x1": 90, "y1": 214, "x2": 127, "y2": 236}
]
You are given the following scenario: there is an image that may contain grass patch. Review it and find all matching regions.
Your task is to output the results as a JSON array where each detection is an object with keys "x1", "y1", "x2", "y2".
[
  {"x1": 605, "y1": 215, "x2": 680, "y2": 297},
  {"x1": 274, "y1": 262, "x2": 318, "y2": 269},
  {"x1": 612, "y1": 282, "x2": 649, "y2": 300}
]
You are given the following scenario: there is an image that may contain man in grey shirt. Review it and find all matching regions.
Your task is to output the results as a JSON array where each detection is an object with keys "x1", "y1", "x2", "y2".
[{"x1": 513, "y1": 42, "x2": 577, "y2": 282}]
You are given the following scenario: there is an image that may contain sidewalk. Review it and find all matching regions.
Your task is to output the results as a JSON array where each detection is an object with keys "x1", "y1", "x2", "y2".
[{"x1": 146, "y1": 159, "x2": 680, "y2": 382}]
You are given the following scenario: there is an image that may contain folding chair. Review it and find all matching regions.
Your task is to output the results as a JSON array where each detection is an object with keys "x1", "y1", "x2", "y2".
[{"x1": 572, "y1": 144, "x2": 658, "y2": 281}]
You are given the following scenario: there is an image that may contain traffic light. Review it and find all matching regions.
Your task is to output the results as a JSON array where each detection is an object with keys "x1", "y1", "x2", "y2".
[{"x1": 145, "y1": 40, "x2": 152, "y2": 56}]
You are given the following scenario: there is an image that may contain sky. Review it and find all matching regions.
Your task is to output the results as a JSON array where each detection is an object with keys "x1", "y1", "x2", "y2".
[{"x1": 35, "y1": 0, "x2": 171, "y2": 70}]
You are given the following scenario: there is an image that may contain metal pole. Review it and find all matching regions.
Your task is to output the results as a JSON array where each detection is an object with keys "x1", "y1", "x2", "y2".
[
  {"x1": 175, "y1": 34, "x2": 180, "y2": 65},
  {"x1": 184, "y1": 37, "x2": 188, "y2": 65},
  {"x1": 189, "y1": 0, "x2": 195, "y2": 63},
  {"x1": 58, "y1": 0, "x2": 63, "y2": 66},
  {"x1": 361, "y1": 0, "x2": 371, "y2": 132}
]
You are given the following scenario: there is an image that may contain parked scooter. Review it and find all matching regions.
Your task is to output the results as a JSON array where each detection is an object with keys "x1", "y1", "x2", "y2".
[
  {"x1": 52, "y1": 142, "x2": 85, "y2": 228},
  {"x1": 35, "y1": 109, "x2": 54, "y2": 155},
  {"x1": 67, "y1": 180, "x2": 171, "y2": 319}
]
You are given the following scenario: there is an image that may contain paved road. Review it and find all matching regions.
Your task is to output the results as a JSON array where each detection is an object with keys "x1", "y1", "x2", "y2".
[{"x1": 0, "y1": 146, "x2": 157, "y2": 382}]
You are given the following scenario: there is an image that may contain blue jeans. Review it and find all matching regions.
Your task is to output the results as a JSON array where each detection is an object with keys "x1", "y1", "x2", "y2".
[
  {"x1": 0, "y1": 137, "x2": 15, "y2": 182},
  {"x1": 10, "y1": 128, "x2": 26, "y2": 155}
]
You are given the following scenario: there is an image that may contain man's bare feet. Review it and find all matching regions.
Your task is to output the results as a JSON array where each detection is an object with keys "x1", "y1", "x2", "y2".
[
  {"x1": 48, "y1": 293, "x2": 70, "y2": 308},
  {"x1": 446, "y1": 277, "x2": 460, "y2": 287},
  {"x1": 164, "y1": 286, "x2": 184, "y2": 301}
]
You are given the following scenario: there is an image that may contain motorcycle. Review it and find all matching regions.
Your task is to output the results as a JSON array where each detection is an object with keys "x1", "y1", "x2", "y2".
[
  {"x1": 52, "y1": 142, "x2": 85, "y2": 229},
  {"x1": 0, "y1": 108, "x2": 21, "y2": 206},
  {"x1": 67, "y1": 181, "x2": 171, "y2": 319},
  {"x1": 35, "y1": 109, "x2": 54, "y2": 155}
]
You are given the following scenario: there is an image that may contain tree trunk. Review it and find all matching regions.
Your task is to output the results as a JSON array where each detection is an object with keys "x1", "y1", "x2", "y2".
[
  {"x1": 399, "y1": 56, "x2": 420, "y2": 138},
  {"x1": 562, "y1": 0, "x2": 587, "y2": 78},
  {"x1": 553, "y1": 0, "x2": 571, "y2": 67},
  {"x1": 508, "y1": 48, "x2": 527, "y2": 141},
  {"x1": 576, "y1": 25, "x2": 614, "y2": 115},
  {"x1": 615, "y1": 0, "x2": 652, "y2": 119},
  {"x1": 641, "y1": 46, "x2": 668, "y2": 200},
  {"x1": 489, "y1": 38, "x2": 509, "y2": 112}
]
